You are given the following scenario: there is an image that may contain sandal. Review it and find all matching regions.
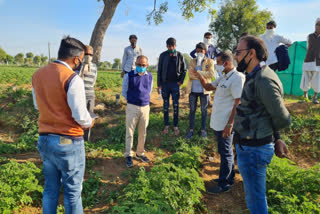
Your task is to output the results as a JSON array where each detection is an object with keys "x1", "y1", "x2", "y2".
[
  {"x1": 174, "y1": 127, "x2": 180, "y2": 136},
  {"x1": 162, "y1": 126, "x2": 169, "y2": 134}
]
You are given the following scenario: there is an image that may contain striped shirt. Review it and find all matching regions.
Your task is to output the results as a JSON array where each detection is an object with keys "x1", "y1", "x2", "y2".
[{"x1": 82, "y1": 63, "x2": 98, "y2": 99}]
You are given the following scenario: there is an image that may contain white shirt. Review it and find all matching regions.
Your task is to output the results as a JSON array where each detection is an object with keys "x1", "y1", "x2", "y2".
[
  {"x1": 210, "y1": 69, "x2": 245, "y2": 131},
  {"x1": 32, "y1": 60, "x2": 92, "y2": 128},
  {"x1": 261, "y1": 34, "x2": 292, "y2": 65},
  {"x1": 122, "y1": 45, "x2": 143, "y2": 72}
]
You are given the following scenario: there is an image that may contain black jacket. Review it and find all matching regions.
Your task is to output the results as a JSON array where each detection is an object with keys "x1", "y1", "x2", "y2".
[
  {"x1": 275, "y1": 45, "x2": 290, "y2": 71},
  {"x1": 157, "y1": 50, "x2": 186, "y2": 87}
]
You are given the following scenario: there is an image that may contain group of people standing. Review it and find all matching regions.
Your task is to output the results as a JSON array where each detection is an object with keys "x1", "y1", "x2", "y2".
[{"x1": 31, "y1": 17, "x2": 320, "y2": 214}]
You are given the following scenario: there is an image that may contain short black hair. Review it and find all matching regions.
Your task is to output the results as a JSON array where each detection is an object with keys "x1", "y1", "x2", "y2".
[
  {"x1": 240, "y1": 35, "x2": 268, "y2": 62},
  {"x1": 204, "y1": 32, "x2": 212, "y2": 37},
  {"x1": 166, "y1": 37, "x2": 176, "y2": 46},
  {"x1": 266, "y1": 21, "x2": 277, "y2": 28},
  {"x1": 216, "y1": 52, "x2": 233, "y2": 63},
  {"x1": 57, "y1": 36, "x2": 86, "y2": 59},
  {"x1": 196, "y1": 42, "x2": 207, "y2": 51},
  {"x1": 240, "y1": 32, "x2": 249, "y2": 38},
  {"x1": 129, "y1": 34, "x2": 137, "y2": 40}
]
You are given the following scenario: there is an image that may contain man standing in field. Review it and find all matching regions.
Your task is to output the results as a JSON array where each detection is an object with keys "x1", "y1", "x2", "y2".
[
  {"x1": 121, "y1": 34, "x2": 143, "y2": 78},
  {"x1": 190, "y1": 51, "x2": 245, "y2": 193},
  {"x1": 122, "y1": 55, "x2": 153, "y2": 168},
  {"x1": 78, "y1": 45, "x2": 98, "y2": 141},
  {"x1": 32, "y1": 36, "x2": 94, "y2": 214},
  {"x1": 186, "y1": 42, "x2": 215, "y2": 139},
  {"x1": 233, "y1": 35, "x2": 291, "y2": 214},
  {"x1": 190, "y1": 32, "x2": 219, "y2": 60},
  {"x1": 260, "y1": 21, "x2": 292, "y2": 71},
  {"x1": 157, "y1": 37, "x2": 186, "y2": 136},
  {"x1": 300, "y1": 18, "x2": 320, "y2": 104}
]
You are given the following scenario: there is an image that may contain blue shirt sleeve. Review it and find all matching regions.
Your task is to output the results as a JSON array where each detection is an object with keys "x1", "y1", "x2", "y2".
[
  {"x1": 190, "y1": 49, "x2": 196, "y2": 58},
  {"x1": 122, "y1": 73, "x2": 129, "y2": 100}
]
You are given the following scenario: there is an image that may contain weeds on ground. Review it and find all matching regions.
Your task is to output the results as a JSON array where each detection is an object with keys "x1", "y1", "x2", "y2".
[{"x1": 267, "y1": 157, "x2": 320, "y2": 214}]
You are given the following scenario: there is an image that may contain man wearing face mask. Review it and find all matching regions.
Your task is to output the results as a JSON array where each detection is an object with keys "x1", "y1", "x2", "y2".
[
  {"x1": 78, "y1": 45, "x2": 98, "y2": 141},
  {"x1": 190, "y1": 32, "x2": 219, "y2": 60},
  {"x1": 234, "y1": 35, "x2": 291, "y2": 214},
  {"x1": 157, "y1": 37, "x2": 186, "y2": 136},
  {"x1": 190, "y1": 51, "x2": 245, "y2": 193},
  {"x1": 300, "y1": 18, "x2": 320, "y2": 104},
  {"x1": 186, "y1": 42, "x2": 215, "y2": 139},
  {"x1": 121, "y1": 34, "x2": 143, "y2": 78},
  {"x1": 32, "y1": 36, "x2": 95, "y2": 214},
  {"x1": 261, "y1": 21, "x2": 292, "y2": 71},
  {"x1": 122, "y1": 55, "x2": 153, "y2": 168}
]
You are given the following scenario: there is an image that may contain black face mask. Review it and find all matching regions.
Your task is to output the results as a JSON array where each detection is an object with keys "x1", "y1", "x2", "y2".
[
  {"x1": 237, "y1": 51, "x2": 252, "y2": 73},
  {"x1": 73, "y1": 58, "x2": 83, "y2": 71}
]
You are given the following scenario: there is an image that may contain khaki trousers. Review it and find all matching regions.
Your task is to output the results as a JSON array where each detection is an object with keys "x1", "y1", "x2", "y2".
[{"x1": 125, "y1": 103, "x2": 150, "y2": 157}]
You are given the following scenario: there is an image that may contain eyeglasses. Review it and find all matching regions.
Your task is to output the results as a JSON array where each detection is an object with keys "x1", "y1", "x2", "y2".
[
  {"x1": 235, "y1": 49, "x2": 249, "y2": 56},
  {"x1": 316, "y1": 24, "x2": 320, "y2": 26},
  {"x1": 136, "y1": 63, "x2": 147, "y2": 67}
]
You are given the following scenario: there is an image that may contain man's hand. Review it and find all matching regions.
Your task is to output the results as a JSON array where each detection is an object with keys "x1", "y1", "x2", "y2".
[
  {"x1": 177, "y1": 82, "x2": 182, "y2": 86},
  {"x1": 121, "y1": 71, "x2": 125, "y2": 78},
  {"x1": 274, "y1": 139, "x2": 289, "y2": 158},
  {"x1": 157, "y1": 86, "x2": 162, "y2": 94},
  {"x1": 189, "y1": 67, "x2": 201, "y2": 79},
  {"x1": 82, "y1": 119, "x2": 95, "y2": 130},
  {"x1": 222, "y1": 124, "x2": 233, "y2": 138}
]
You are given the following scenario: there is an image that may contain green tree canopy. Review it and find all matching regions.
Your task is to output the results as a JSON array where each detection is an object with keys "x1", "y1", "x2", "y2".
[
  {"x1": 40, "y1": 55, "x2": 48, "y2": 64},
  {"x1": 0, "y1": 47, "x2": 6, "y2": 62},
  {"x1": 26, "y1": 52, "x2": 34, "y2": 59},
  {"x1": 112, "y1": 58, "x2": 121, "y2": 70},
  {"x1": 15, "y1": 53, "x2": 24, "y2": 64},
  {"x1": 5, "y1": 55, "x2": 14, "y2": 64},
  {"x1": 33, "y1": 55, "x2": 41, "y2": 65},
  {"x1": 209, "y1": 0, "x2": 272, "y2": 51}
]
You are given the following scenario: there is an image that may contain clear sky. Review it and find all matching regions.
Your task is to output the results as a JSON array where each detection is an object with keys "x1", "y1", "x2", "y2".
[{"x1": 0, "y1": 0, "x2": 319, "y2": 64}]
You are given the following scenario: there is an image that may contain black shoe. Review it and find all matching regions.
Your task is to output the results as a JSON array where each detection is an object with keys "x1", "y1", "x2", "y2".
[
  {"x1": 126, "y1": 156, "x2": 133, "y2": 168},
  {"x1": 212, "y1": 179, "x2": 234, "y2": 186},
  {"x1": 186, "y1": 130, "x2": 193, "y2": 139},
  {"x1": 135, "y1": 154, "x2": 150, "y2": 163},
  {"x1": 207, "y1": 185, "x2": 231, "y2": 194}
]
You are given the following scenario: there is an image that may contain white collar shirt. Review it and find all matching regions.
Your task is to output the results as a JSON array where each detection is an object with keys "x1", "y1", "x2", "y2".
[
  {"x1": 261, "y1": 33, "x2": 292, "y2": 65},
  {"x1": 210, "y1": 69, "x2": 245, "y2": 131}
]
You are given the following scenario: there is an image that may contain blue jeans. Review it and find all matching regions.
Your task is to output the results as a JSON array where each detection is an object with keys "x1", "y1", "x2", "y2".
[
  {"x1": 161, "y1": 82, "x2": 180, "y2": 127},
  {"x1": 189, "y1": 93, "x2": 208, "y2": 130},
  {"x1": 236, "y1": 143, "x2": 274, "y2": 214},
  {"x1": 37, "y1": 135, "x2": 85, "y2": 214},
  {"x1": 214, "y1": 131, "x2": 234, "y2": 187}
]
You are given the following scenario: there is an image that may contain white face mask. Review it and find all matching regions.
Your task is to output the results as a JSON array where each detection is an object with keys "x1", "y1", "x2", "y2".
[
  {"x1": 203, "y1": 38, "x2": 213, "y2": 46},
  {"x1": 215, "y1": 63, "x2": 225, "y2": 74},
  {"x1": 265, "y1": 28, "x2": 275, "y2": 37},
  {"x1": 196, "y1": 52, "x2": 205, "y2": 66}
]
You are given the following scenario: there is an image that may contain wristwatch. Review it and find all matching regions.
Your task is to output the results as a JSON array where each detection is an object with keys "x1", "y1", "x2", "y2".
[{"x1": 226, "y1": 124, "x2": 233, "y2": 128}]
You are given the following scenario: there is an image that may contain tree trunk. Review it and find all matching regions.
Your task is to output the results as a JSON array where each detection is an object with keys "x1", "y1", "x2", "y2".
[{"x1": 90, "y1": 0, "x2": 121, "y2": 64}]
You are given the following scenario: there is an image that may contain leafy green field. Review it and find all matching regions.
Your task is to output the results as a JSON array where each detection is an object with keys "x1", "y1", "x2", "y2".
[{"x1": 0, "y1": 65, "x2": 319, "y2": 213}]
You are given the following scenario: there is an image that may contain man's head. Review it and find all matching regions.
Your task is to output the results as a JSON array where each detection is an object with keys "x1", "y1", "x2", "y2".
[
  {"x1": 203, "y1": 32, "x2": 213, "y2": 46},
  {"x1": 129, "y1": 34, "x2": 138, "y2": 47},
  {"x1": 166, "y1": 37, "x2": 176, "y2": 54},
  {"x1": 216, "y1": 52, "x2": 234, "y2": 73},
  {"x1": 195, "y1": 42, "x2": 207, "y2": 55},
  {"x1": 135, "y1": 55, "x2": 148, "y2": 75},
  {"x1": 84, "y1": 45, "x2": 93, "y2": 64},
  {"x1": 57, "y1": 36, "x2": 86, "y2": 71},
  {"x1": 204, "y1": 32, "x2": 212, "y2": 40},
  {"x1": 235, "y1": 35, "x2": 268, "y2": 72},
  {"x1": 315, "y1": 18, "x2": 320, "y2": 34},
  {"x1": 266, "y1": 21, "x2": 277, "y2": 30}
]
